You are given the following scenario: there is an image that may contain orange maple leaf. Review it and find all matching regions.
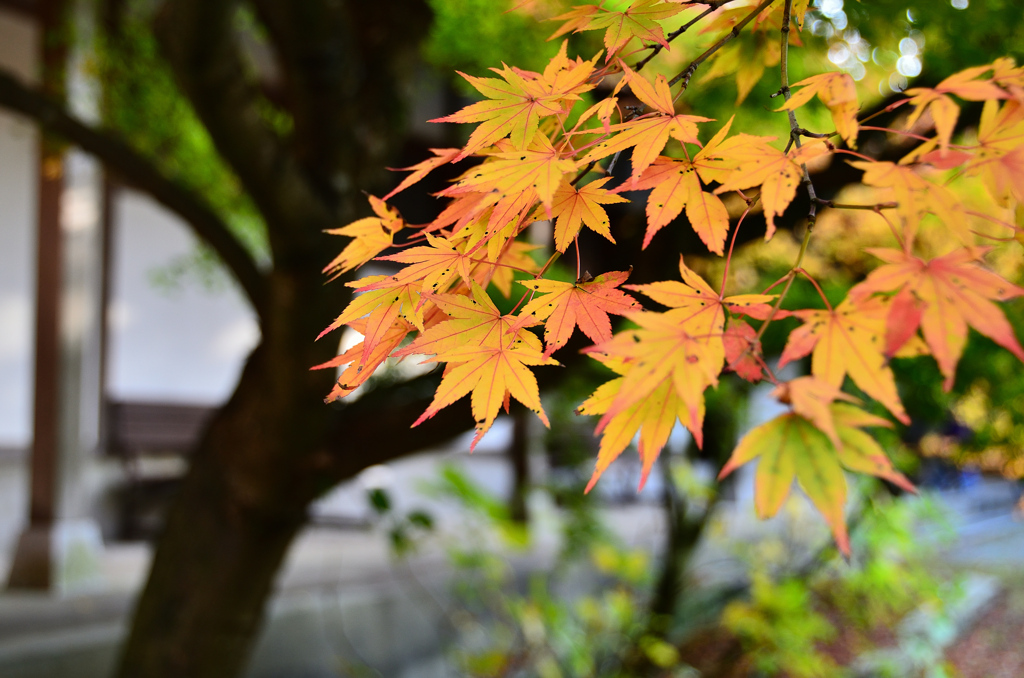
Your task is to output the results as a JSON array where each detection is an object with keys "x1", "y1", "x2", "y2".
[
  {"x1": 904, "y1": 63, "x2": 1008, "y2": 153},
  {"x1": 580, "y1": 67, "x2": 711, "y2": 181},
  {"x1": 715, "y1": 139, "x2": 829, "y2": 240},
  {"x1": 323, "y1": 196, "x2": 403, "y2": 279},
  {"x1": 315, "y1": 318, "x2": 412, "y2": 401},
  {"x1": 430, "y1": 42, "x2": 596, "y2": 158},
  {"x1": 544, "y1": 176, "x2": 628, "y2": 253},
  {"x1": 406, "y1": 284, "x2": 556, "y2": 449},
  {"x1": 778, "y1": 296, "x2": 910, "y2": 424},
  {"x1": 374, "y1": 233, "x2": 475, "y2": 296},
  {"x1": 577, "y1": 364, "x2": 688, "y2": 492},
  {"x1": 318, "y1": 274, "x2": 425, "y2": 364},
  {"x1": 849, "y1": 247, "x2": 1024, "y2": 390},
  {"x1": 626, "y1": 257, "x2": 777, "y2": 374},
  {"x1": 777, "y1": 71, "x2": 859, "y2": 148},
  {"x1": 514, "y1": 270, "x2": 641, "y2": 356},
  {"x1": 847, "y1": 160, "x2": 961, "y2": 244},
  {"x1": 622, "y1": 154, "x2": 730, "y2": 252},
  {"x1": 383, "y1": 148, "x2": 462, "y2": 201}
]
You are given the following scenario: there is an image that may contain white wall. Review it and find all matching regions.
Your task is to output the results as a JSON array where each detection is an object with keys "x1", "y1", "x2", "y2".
[
  {"x1": 106, "y1": 191, "x2": 259, "y2": 405},
  {"x1": 0, "y1": 10, "x2": 38, "y2": 448}
]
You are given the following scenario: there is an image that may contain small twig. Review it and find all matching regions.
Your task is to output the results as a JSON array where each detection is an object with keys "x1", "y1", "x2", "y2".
[
  {"x1": 635, "y1": 0, "x2": 737, "y2": 72},
  {"x1": 813, "y1": 198, "x2": 898, "y2": 212},
  {"x1": 755, "y1": 0, "x2": 818, "y2": 343},
  {"x1": 669, "y1": 0, "x2": 777, "y2": 90}
]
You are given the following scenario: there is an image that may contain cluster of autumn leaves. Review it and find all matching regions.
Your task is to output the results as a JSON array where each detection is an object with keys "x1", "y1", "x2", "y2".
[{"x1": 317, "y1": 0, "x2": 1024, "y2": 554}]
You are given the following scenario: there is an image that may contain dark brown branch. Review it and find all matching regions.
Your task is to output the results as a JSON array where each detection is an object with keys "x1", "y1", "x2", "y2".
[
  {"x1": 0, "y1": 67, "x2": 269, "y2": 314},
  {"x1": 155, "y1": 0, "x2": 336, "y2": 268},
  {"x1": 669, "y1": 0, "x2": 777, "y2": 89}
]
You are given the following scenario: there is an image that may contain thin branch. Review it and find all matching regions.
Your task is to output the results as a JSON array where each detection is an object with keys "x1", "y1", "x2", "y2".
[
  {"x1": 755, "y1": 0, "x2": 818, "y2": 343},
  {"x1": 669, "y1": 0, "x2": 777, "y2": 89},
  {"x1": 814, "y1": 198, "x2": 898, "y2": 212},
  {"x1": 0, "y1": 67, "x2": 268, "y2": 315},
  {"x1": 635, "y1": 0, "x2": 736, "y2": 72}
]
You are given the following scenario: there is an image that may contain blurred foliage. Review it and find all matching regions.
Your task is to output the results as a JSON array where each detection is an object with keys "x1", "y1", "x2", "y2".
[
  {"x1": 721, "y1": 493, "x2": 959, "y2": 678},
  {"x1": 93, "y1": 1, "x2": 272, "y2": 289}
]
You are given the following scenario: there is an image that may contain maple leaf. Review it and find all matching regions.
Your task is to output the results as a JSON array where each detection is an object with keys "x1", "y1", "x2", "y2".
[
  {"x1": 382, "y1": 148, "x2": 462, "y2": 201},
  {"x1": 847, "y1": 160, "x2": 961, "y2": 244},
  {"x1": 723, "y1": 319, "x2": 763, "y2": 382},
  {"x1": 323, "y1": 196, "x2": 403, "y2": 279},
  {"x1": 719, "y1": 400, "x2": 914, "y2": 556},
  {"x1": 778, "y1": 296, "x2": 910, "y2": 424},
  {"x1": 315, "y1": 318, "x2": 412, "y2": 401},
  {"x1": 904, "y1": 64, "x2": 1008, "y2": 153},
  {"x1": 318, "y1": 274, "x2": 426, "y2": 366},
  {"x1": 772, "y1": 376, "x2": 860, "y2": 450},
  {"x1": 963, "y1": 100, "x2": 1024, "y2": 207},
  {"x1": 430, "y1": 43, "x2": 595, "y2": 158},
  {"x1": 849, "y1": 247, "x2": 1024, "y2": 390},
  {"x1": 448, "y1": 132, "x2": 577, "y2": 209},
  {"x1": 777, "y1": 71, "x2": 859, "y2": 148},
  {"x1": 627, "y1": 257, "x2": 777, "y2": 374},
  {"x1": 514, "y1": 270, "x2": 641, "y2": 356},
  {"x1": 621, "y1": 155, "x2": 730, "y2": 252},
  {"x1": 544, "y1": 176, "x2": 628, "y2": 253},
  {"x1": 580, "y1": 67, "x2": 712, "y2": 181},
  {"x1": 577, "y1": 365, "x2": 690, "y2": 493},
  {"x1": 715, "y1": 139, "x2": 829, "y2": 240},
  {"x1": 549, "y1": 0, "x2": 684, "y2": 57},
  {"x1": 406, "y1": 283, "x2": 556, "y2": 449},
  {"x1": 374, "y1": 233, "x2": 475, "y2": 296}
]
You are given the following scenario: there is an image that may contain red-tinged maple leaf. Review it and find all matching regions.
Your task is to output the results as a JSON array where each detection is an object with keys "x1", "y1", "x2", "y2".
[
  {"x1": 395, "y1": 282, "x2": 531, "y2": 360},
  {"x1": 715, "y1": 139, "x2": 830, "y2": 240},
  {"x1": 549, "y1": 0, "x2": 684, "y2": 57},
  {"x1": 447, "y1": 132, "x2": 577, "y2": 209},
  {"x1": 849, "y1": 247, "x2": 1024, "y2": 390},
  {"x1": 383, "y1": 148, "x2": 462, "y2": 201},
  {"x1": 846, "y1": 160, "x2": 961, "y2": 244},
  {"x1": 578, "y1": 367, "x2": 691, "y2": 493},
  {"x1": 315, "y1": 318, "x2": 413, "y2": 402},
  {"x1": 627, "y1": 257, "x2": 777, "y2": 373},
  {"x1": 544, "y1": 176, "x2": 628, "y2": 253},
  {"x1": 777, "y1": 71, "x2": 859, "y2": 148},
  {"x1": 963, "y1": 100, "x2": 1024, "y2": 207},
  {"x1": 904, "y1": 64, "x2": 1008, "y2": 153},
  {"x1": 514, "y1": 270, "x2": 641, "y2": 356},
  {"x1": 318, "y1": 274, "x2": 426, "y2": 364},
  {"x1": 620, "y1": 155, "x2": 730, "y2": 252},
  {"x1": 723, "y1": 319, "x2": 763, "y2": 382},
  {"x1": 778, "y1": 296, "x2": 910, "y2": 424},
  {"x1": 430, "y1": 43, "x2": 596, "y2": 158},
  {"x1": 585, "y1": 306, "x2": 721, "y2": 450},
  {"x1": 580, "y1": 67, "x2": 712, "y2": 181},
  {"x1": 323, "y1": 196, "x2": 403, "y2": 279},
  {"x1": 407, "y1": 285, "x2": 556, "y2": 449},
  {"x1": 373, "y1": 233, "x2": 475, "y2": 296}
]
